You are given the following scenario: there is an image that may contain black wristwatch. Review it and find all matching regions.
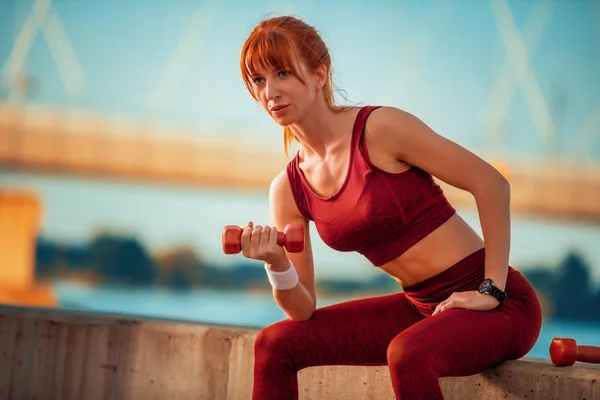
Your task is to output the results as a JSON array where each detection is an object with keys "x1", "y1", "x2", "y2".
[{"x1": 478, "y1": 279, "x2": 508, "y2": 305}]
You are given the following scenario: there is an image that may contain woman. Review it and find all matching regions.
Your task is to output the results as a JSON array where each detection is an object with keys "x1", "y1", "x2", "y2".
[{"x1": 237, "y1": 15, "x2": 542, "y2": 400}]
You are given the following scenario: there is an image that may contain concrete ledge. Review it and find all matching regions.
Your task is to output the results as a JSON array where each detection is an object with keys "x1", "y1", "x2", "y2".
[
  {"x1": 297, "y1": 356, "x2": 600, "y2": 399},
  {"x1": 0, "y1": 306, "x2": 598, "y2": 399}
]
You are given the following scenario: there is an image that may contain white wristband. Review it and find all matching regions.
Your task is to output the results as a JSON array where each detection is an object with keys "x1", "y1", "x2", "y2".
[{"x1": 264, "y1": 262, "x2": 299, "y2": 290}]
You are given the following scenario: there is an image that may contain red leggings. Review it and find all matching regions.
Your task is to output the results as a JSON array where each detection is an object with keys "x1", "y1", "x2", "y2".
[{"x1": 252, "y1": 249, "x2": 542, "y2": 400}]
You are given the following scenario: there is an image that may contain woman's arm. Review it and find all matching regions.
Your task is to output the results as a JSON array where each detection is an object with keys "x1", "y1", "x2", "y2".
[
  {"x1": 367, "y1": 107, "x2": 511, "y2": 293},
  {"x1": 266, "y1": 169, "x2": 318, "y2": 321}
]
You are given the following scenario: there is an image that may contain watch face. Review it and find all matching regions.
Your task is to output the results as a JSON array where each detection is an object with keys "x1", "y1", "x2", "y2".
[{"x1": 479, "y1": 279, "x2": 491, "y2": 292}]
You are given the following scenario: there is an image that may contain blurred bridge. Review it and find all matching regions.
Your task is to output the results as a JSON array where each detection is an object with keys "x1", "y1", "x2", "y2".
[{"x1": 1, "y1": 103, "x2": 599, "y2": 224}]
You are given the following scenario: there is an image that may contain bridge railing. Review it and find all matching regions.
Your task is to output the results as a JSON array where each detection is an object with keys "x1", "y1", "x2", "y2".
[{"x1": 1, "y1": 102, "x2": 600, "y2": 224}]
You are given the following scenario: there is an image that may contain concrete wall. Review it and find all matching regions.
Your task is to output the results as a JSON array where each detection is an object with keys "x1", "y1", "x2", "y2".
[{"x1": 0, "y1": 306, "x2": 598, "y2": 399}]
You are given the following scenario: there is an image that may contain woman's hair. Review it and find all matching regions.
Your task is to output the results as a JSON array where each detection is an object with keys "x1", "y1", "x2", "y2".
[{"x1": 240, "y1": 15, "x2": 349, "y2": 156}]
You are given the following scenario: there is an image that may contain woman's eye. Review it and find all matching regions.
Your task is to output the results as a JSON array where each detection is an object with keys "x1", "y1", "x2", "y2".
[
  {"x1": 278, "y1": 70, "x2": 291, "y2": 78},
  {"x1": 252, "y1": 77, "x2": 264, "y2": 85}
]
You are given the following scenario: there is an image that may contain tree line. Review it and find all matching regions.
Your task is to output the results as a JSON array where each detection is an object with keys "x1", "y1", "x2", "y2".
[{"x1": 35, "y1": 232, "x2": 600, "y2": 322}]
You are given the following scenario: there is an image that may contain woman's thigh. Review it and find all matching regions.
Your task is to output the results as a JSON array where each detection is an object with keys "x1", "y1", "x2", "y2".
[
  {"x1": 387, "y1": 306, "x2": 528, "y2": 378},
  {"x1": 255, "y1": 292, "x2": 425, "y2": 369}
]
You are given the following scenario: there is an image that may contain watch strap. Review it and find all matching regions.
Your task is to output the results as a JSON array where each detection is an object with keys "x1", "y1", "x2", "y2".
[{"x1": 484, "y1": 282, "x2": 507, "y2": 304}]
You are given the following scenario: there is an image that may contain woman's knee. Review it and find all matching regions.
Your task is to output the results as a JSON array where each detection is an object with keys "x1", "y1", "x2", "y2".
[
  {"x1": 387, "y1": 334, "x2": 435, "y2": 375},
  {"x1": 254, "y1": 319, "x2": 303, "y2": 365}
]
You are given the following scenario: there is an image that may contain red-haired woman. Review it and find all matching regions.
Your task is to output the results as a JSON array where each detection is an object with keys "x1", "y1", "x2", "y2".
[{"x1": 238, "y1": 15, "x2": 542, "y2": 400}]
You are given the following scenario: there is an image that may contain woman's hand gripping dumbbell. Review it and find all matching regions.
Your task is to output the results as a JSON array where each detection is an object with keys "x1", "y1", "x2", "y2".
[
  {"x1": 222, "y1": 222, "x2": 305, "y2": 290},
  {"x1": 222, "y1": 222, "x2": 304, "y2": 266}
]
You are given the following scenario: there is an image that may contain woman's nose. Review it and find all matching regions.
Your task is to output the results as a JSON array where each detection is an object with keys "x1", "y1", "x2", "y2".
[{"x1": 265, "y1": 79, "x2": 281, "y2": 100}]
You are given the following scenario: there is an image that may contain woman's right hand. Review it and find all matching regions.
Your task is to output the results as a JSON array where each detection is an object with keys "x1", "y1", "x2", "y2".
[{"x1": 240, "y1": 222, "x2": 290, "y2": 270}]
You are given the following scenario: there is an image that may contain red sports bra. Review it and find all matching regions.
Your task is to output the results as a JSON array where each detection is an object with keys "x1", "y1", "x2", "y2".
[{"x1": 286, "y1": 105, "x2": 456, "y2": 266}]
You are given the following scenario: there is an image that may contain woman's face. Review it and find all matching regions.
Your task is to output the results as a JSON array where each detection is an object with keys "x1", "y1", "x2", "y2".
[{"x1": 251, "y1": 60, "x2": 321, "y2": 126}]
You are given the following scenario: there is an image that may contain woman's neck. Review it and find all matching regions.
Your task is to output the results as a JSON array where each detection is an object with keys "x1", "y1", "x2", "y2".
[{"x1": 290, "y1": 101, "x2": 357, "y2": 160}]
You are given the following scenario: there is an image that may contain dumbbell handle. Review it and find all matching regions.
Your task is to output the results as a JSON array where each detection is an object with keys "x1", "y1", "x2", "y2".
[
  {"x1": 577, "y1": 346, "x2": 600, "y2": 363},
  {"x1": 274, "y1": 231, "x2": 287, "y2": 246}
]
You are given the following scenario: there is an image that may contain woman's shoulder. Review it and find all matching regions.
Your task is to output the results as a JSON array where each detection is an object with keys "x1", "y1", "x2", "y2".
[
  {"x1": 362, "y1": 105, "x2": 418, "y2": 145},
  {"x1": 364, "y1": 105, "x2": 415, "y2": 128},
  {"x1": 269, "y1": 165, "x2": 309, "y2": 221},
  {"x1": 270, "y1": 165, "x2": 293, "y2": 195},
  {"x1": 270, "y1": 157, "x2": 303, "y2": 204}
]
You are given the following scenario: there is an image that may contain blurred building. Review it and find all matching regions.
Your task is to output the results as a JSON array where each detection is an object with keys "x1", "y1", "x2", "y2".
[{"x1": 0, "y1": 189, "x2": 56, "y2": 306}]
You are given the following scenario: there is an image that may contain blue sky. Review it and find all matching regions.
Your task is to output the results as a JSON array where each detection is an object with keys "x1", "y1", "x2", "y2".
[{"x1": 1, "y1": 0, "x2": 599, "y2": 158}]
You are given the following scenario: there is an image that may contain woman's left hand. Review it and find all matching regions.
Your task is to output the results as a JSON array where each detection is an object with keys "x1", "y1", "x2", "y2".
[{"x1": 432, "y1": 290, "x2": 500, "y2": 315}]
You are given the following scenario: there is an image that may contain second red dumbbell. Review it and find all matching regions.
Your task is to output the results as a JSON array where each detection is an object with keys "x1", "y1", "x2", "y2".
[{"x1": 550, "y1": 337, "x2": 600, "y2": 366}]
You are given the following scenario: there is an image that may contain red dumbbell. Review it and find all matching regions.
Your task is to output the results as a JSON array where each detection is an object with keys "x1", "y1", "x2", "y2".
[
  {"x1": 549, "y1": 337, "x2": 600, "y2": 366},
  {"x1": 222, "y1": 223, "x2": 304, "y2": 254}
]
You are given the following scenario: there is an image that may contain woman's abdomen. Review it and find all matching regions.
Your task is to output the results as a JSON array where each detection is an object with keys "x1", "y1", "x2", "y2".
[{"x1": 380, "y1": 213, "x2": 485, "y2": 287}]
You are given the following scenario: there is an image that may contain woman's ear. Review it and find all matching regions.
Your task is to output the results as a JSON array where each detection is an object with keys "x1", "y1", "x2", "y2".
[{"x1": 314, "y1": 64, "x2": 328, "y2": 88}]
